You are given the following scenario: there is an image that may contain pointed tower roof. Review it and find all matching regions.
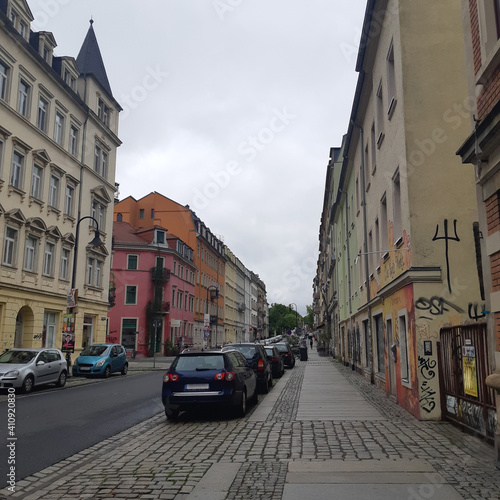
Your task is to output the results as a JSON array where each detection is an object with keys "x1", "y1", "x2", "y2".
[{"x1": 76, "y1": 19, "x2": 113, "y2": 97}]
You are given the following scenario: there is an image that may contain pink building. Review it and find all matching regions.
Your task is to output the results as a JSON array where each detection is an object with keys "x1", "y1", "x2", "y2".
[{"x1": 108, "y1": 222, "x2": 196, "y2": 357}]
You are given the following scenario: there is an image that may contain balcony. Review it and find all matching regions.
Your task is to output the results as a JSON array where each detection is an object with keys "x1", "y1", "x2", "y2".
[{"x1": 151, "y1": 267, "x2": 170, "y2": 283}]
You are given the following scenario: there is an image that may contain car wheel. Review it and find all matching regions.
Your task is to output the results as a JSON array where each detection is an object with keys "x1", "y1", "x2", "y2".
[
  {"x1": 121, "y1": 363, "x2": 128, "y2": 375},
  {"x1": 165, "y1": 408, "x2": 179, "y2": 421},
  {"x1": 268, "y1": 373, "x2": 273, "y2": 390},
  {"x1": 236, "y1": 390, "x2": 247, "y2": 417},
  {"x1": 21, "y1": 375, "x2": 34, "y2": 394},
  {"x1": 261, "y1": 376, "x2": 270, "y2": 394},
  {"x1": 55, "y1": 371, "x2": 67, "y2": 388},
  {"x1": 103, "y1": 365, "x2": 111, "y2": 378}
]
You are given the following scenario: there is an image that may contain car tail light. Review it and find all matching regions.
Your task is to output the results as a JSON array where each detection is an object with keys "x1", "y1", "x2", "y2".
[
  {"x1": 273, "y1": 357, "x2": 279, "y2": 363},
  {"x1": 163, "y1": 373, "x2": 179, "y2": 382},
  {"x1": 214, "y1": 371, "x2": 235, "y2": 381},
  {"x1": 258, "y1": 359, "x2": 264, "y2": 370}
]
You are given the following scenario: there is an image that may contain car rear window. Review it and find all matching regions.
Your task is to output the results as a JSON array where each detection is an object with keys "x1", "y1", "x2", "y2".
[
  {"x1": 275, "y1": 344, "x2": 289, "y2": 353},
  {"x1": 174, "y1": 355, "x2": 225, "y2": 371}
]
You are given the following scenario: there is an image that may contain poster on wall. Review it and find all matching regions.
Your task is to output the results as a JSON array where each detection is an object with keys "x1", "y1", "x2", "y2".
[
  {"x1": 462, "y1": 345, "x2": 478, "y2": 398},
  {"x1": 62, "y1": 314, "x2": 75, "y2": 353}
]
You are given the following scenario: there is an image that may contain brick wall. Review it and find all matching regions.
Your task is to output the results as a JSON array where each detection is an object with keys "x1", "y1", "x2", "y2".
[
  {"x1": 469, "y1": 0, "x2": 500, "y2": 119},
  {"x1": 486, "y1": 192, "x2": 500, "y2": 349}
]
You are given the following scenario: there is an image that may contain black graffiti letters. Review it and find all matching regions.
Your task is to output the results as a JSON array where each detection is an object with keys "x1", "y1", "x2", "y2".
[
  {"x1": 416, "y1": 296, "x2": 464, "y2": 320},
  {"x1": 432, "y1": 219, "x2": 460, "y2": 293}
]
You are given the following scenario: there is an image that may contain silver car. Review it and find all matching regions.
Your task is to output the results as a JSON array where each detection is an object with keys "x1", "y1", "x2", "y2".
[{"x1": 0, "y1": 348, "x2": 68, "y2": 393}]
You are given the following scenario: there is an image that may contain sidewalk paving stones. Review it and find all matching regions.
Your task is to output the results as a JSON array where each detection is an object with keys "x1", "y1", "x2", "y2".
[{"x1": 0, "y1": 348, "x2": 499, "y2": 499}]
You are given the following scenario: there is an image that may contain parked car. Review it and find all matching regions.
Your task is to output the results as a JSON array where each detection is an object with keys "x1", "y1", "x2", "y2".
[
  {"x1": 162, "y1": 349, "x2": 257, "y2": 420},
  {"x1": 274, "y1": 342, "x2": 296, "y2": 368},
  {"x1": 0, "y1": 348, "x2": 68, "y2": 394},
  {"x1": 264, "y1": 345, "x2": 285, "y2": 378},
  {"x1": 222, "y1": 343, "x2": 273, "y2": 393},
  {"x1": 72, "y1": 344, "x2": 128, "y2": 378}
]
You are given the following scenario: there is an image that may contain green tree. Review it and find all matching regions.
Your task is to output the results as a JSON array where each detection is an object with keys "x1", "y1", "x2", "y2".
[
  {"x1": 304, "y1": 305, "x2": 314, "y2": 328},
  {"x1": 269, "y1": 303, "x2": 303, "y2": 335}
]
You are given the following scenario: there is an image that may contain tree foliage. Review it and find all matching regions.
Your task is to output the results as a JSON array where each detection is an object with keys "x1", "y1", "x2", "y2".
[{"x1": 269, "y1": 303, "x2": 303, "y2": 335}]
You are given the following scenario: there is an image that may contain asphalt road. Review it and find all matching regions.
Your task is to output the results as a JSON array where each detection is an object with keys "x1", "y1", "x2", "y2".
[{"x1": 0, "y1": 371, "x2": 165, "y2": 488}]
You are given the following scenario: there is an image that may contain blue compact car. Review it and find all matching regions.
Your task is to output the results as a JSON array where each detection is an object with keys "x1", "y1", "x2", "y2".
[{"x1": 72, "y1": 344, "x2": 128, "y2": 378}]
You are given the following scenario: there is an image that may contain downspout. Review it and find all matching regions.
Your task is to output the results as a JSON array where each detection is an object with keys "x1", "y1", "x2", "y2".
[
  {"x1": 351, "y1": 120, "x2": 374, "y2": 384},
  {"x1": 343, "y1": 191, "x2": 354, "y2": 369}
]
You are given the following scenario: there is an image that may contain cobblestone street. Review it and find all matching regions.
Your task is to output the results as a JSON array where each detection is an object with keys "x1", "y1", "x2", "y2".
[{"x1": 1, "y1": 349, "x2": 499, "y2": 500}]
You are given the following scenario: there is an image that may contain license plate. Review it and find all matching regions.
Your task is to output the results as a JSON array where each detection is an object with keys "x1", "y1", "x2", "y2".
[
  {"x1": 185, "y1": 384, "x2": 209, "y2": 390},
  {"x1": 80, "y1": 367, "x2": 90, "y2": 371}
]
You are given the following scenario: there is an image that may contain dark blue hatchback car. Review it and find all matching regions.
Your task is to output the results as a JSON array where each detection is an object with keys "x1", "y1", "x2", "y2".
[{"x1": 162, "y1": 350, "x2": 257, "y2": 420}]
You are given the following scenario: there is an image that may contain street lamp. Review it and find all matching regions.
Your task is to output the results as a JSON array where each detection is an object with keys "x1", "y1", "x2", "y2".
[
  {"x1": 66, "y1": 216, "x2": 104, "y2": 368},
  {"x1": 207, "y1": 285, "x2": 219, "y2": 347}
]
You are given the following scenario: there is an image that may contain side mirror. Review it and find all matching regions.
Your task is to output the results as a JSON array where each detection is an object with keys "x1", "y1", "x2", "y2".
[{"x1": 36, "y1": 360, "x2": 45, "y2": 366}]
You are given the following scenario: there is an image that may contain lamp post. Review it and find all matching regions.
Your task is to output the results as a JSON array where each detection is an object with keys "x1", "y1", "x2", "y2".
[
  {"x1": 289, "y1": 303, "x2": 298, "y2": 333},
  {"x1": 67, "y1": 216, "x2": 103, "y2": 368},
  {"x1": 207, "y1": 285, "x2": 219, "y2": 347}
]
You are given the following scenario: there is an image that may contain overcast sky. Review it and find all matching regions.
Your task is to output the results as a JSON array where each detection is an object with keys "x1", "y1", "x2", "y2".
[{"x1": 28, "y1": 0, "x2": 367, "y2": 316}]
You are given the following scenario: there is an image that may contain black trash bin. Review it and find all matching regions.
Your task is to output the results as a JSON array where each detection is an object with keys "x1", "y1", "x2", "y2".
[{"x1": 299, "y1": 346, "x2": 308, "y2": 361}]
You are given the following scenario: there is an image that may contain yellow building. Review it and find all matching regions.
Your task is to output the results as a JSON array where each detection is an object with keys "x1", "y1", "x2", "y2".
[{"x1": 0, "y1": 1, "x2": 121, "y2": 354}]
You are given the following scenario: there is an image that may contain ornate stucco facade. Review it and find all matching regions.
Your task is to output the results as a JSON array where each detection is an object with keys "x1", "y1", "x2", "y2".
[{"x1": 0, "y1": 0, "x2": 120, "y2": 354}]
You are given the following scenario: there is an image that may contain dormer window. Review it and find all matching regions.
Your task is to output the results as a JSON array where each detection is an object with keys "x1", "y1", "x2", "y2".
[
  {"x1": 155, "y1": 230, "x2": 166, "y2": 245},
  {"x1": 97, "y1": 97, "x2": 110, "y2": 126}
]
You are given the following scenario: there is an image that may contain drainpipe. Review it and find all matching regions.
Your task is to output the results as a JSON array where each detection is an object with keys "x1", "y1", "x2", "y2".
[
  {"x1": 351, "y1": 120, "x2": 375, "y2": 384},
  {"x1": 342, "y1": 191, "x2": 354, "y2": 369}
]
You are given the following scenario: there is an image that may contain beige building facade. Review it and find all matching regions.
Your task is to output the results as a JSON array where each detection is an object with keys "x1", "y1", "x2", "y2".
[
  {"x1": 315, "y1": 0, "x2": 484, "y2": 426},
  {"x1": 0, "y1": 1, "x2": 120, "y2": 354}
]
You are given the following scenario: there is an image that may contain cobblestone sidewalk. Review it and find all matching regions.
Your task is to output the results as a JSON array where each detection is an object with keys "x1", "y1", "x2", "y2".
[{"x1": 0, "y1": 352, "x2": 498, "y2": 499}]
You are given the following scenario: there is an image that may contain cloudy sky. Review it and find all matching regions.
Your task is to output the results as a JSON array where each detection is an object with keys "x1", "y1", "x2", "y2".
[{"x1": 28, "y1": 0, "x2": 367, "y2": 316}]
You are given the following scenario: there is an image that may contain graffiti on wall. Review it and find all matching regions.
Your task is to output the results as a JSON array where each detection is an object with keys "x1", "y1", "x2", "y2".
[
  {"x1": 418, "y1": 355, "x2": 437, "y2": 413},
  {"x1": 415, "y1": 296, "x2": 464, "y2": 321},
  {"x1": 467, "y1": 303, "x2": 488, "y2": 321},
  {"x1": 432, "y1": 219, "x2": 460, "y2": 293}
]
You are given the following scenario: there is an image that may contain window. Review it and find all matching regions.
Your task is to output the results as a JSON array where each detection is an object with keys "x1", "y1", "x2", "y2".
[
  {"x1": 17, "y1": 79, "x2": 30, "y2": 116},
  {"x1": 43, "y1": 311, "x2": 57, "y2": 348},
  {"x1": 64, "y1": 184, "x2": 74, "y2": 217},
  {"x1": 43, "y1": 241, "x2": 55, "y2": 276},
  {"x1": 139, "y1": 208, "x2": 144, "y2": 219},
  {"x1": 69, "y1": 126, "x2": 78, "y2": 156},
  {"x1": 54, "y1": 112, "x2": 64, "y2": 145},
  {"x1": 10, "y1": 150, "x2": 24, "y2": 190},
  {"x1": 19, "y1": 21, "x2": 27, "y2": 38},
  {"x1": 0, "y1": 61, "x2": 9, "y2": 101},
  {"x1": 125, "y1": 285, "x2": 137, "y2": 305},
  {"x1": 371, "y1": 123, "x2": 376, "y2": 172},
  {"x1": 64, "y1": 70, "x2": 76, "y2": 91},
  {"x1": 49, "y1": 174, "x2": 60, "y2": 208},
  {"x1": 376, "y1": 82, "x2": 384, "y2": 146},
  {"x1": 37, "y1": 96, "x2": 49, "y2": 132},
  {"x1": 91, "y1": 200, "x2": 105, "y2": 230},
  {"x1": 387, "y1": 41, "x2": 396, "y2": 116},
  {"x1": 0, "y1": 139, "x2": 4, "y2": 176},
  {"x1": 97, "y1": 98, "x2": 110, "y2": 126},
  {"x1": 60, "y1": 247, "x2": 70, "y2": 280},
  {"x1": 380, "y1": 194, "x2": 388, "y2": 255},
  {"x1": 31, "y1": 163, "x2": 43, "y2": 199},
  {"x1": 392, "y1": 169, "x2": 402, "y2": 243},
  {"x1": 375, "y1": 314, "x2": 385, "y2": 374},
  {"x1": 127, "y1": 254, "x2": 138, "y2": 270},
  {"x1": 87, "y1": 257, "x2": 103, "y2": 287},
  {"x1": 155, "y1": 230, "x2": 165, "y2": 245},
  {"x1": 151, "y1": 209, "x2": 155, "y2": 218},
  {"x1": 3, "y1": 227, "x2": 18, "y2": 266},
  {"x1": 399, "y1": 313, "x2": 409, "y2": 383},
  {"x1": 94, "y1": 144, "x2": 108, "y2": 178},
  {"x1": 24, "y1": 235, "x2": 38, "y2": 272}
]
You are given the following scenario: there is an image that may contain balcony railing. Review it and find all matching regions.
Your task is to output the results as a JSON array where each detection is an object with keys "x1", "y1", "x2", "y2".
[{"x1": 151, "y1": 267, "x2": 170, "y2": 283}]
